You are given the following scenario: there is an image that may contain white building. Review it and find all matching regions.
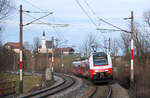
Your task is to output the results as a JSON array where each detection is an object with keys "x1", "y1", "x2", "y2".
[{"x1": 38, "y1": 32, "x2": 53, "y2": 54}]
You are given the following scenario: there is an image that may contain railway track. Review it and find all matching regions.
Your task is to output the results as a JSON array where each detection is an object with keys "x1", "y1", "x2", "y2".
[
  {"x1": 107, "y1": 85, "x2": 112, "y2": 98},
  {"x1": 85, "y1": 86, "x2": 97, "y2": 98},
  {"x1": 85, "y1": 85, "x2": 112, "y2": 98},
  {"x1": 81, "y1": 78, "x2": 112, "y2": 98},
  {"x1": 20, "y1": 73, "x2": 76, "y2": 98}
]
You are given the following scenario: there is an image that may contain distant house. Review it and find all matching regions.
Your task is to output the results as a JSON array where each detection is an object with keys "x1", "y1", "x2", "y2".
[
  {"x1": 38, "y1": 32, "x2": 53, "y2": 54},
  {"x1": 4, "y1": 42, "x2": 30, "y2": 54},
  {"x1": 55, "y1": 47, "x2": 74, "y2": 56},
  {"x1": 5, "y1": 42, "x2": 20, "y2": 53}
]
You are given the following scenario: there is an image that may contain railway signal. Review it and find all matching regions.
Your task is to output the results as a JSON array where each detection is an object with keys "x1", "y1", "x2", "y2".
[
  {"x1": 19, "y1": 5, "x2": 23, "y2": 93},
  {"x1": 124, "y1": 11, "x2": 134, "y2": 83},
  {"x1": 19, "y1": 4, "x2": 68, "y2": 93},
  {"x1": 51, "y1": 36, "x2": 54, "y2": 80},
  {"x1": 131, "y1": 11, "x2": 134, "y2": 83},
  {"x1": 19, "y1": 5, "x2": 53, "y2": 93}
]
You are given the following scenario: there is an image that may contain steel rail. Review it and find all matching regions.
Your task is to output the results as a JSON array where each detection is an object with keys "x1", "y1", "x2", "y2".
[
  {"x1": 87, "y1": 86, "x2": 98, "y2": 98},
  {"x1": 20, "y1": 74, "x2": 66, "y2": 98},
  {"x1": 107, "y1": 85, "x2": 112, "y2": 98},
  {"x1": 39, "y1": 74, "x2": 76, "y2": 98},
  {"x1": 20, "y1": 73, "x2": 75, "y2": 98}
]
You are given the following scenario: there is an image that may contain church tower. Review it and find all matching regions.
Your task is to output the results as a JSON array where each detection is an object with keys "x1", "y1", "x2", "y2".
[{"x1": 42, "y1": 31, "x2": 46, "y2": 49}]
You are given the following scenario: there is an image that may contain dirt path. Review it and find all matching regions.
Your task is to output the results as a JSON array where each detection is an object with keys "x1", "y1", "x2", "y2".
[{"x1": 111, "y1": 83, "x2": 129, "y2": 98}]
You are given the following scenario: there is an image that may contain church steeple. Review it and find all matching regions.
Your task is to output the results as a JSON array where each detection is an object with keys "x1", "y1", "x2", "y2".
[
  {"x1": 42, "y1": 31, "x2": 46, "y2": 49},
  {"x1": 43, "y1": 31, "x2": 45, "y2": 36}
]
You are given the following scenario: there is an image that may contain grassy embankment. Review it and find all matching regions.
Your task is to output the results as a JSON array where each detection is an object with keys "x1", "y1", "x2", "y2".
[{"x1": 0, "y1": 73, "x2": 40, "y2": 93}]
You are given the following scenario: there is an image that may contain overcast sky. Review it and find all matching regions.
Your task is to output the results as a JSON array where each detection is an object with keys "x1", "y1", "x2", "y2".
[{"x1": 2, "y1": 0, "x2": 150, "y2": 51}]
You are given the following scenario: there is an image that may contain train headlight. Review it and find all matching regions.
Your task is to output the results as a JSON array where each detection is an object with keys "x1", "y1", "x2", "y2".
[{"x1": 105, "y1": 69, "x2": 108, "y2": 72}]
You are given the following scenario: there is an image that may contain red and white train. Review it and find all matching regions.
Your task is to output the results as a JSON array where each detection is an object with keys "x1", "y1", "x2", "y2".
[{"x1": 72, "y1": 52, "x2": 113, "y2": 82}]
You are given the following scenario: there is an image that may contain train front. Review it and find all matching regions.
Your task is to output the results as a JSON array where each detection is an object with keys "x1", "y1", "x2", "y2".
[{"x1": 89, "y1": 52, "x2": 113, "y2": 82}]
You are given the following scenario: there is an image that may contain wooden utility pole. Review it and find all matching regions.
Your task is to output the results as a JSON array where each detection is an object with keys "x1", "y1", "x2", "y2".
[
  {"x1": 51, "y1": 36, "x2": 54, "y2": 80},
  {"x1": 19, "y1": 4, "x2": 23, "y2": 93},
  {"x1": 131, "y1": 11, "x2": 134, "y2": 82}
]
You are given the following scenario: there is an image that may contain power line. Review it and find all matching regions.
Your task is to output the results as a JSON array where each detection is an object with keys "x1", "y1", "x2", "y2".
[
  {"x1": 24, "y1": 12, "x2": 67, "y2": 41},
  {"x1": 75, "y1": 0, "x2": 98, "y2": 27},
  {"x1": 82, "y1": 0, "x2": 102, "y2": 40},
  {"x1": 23, "y1": 10, "x2": 51, "y2": 14},
  {"x1": 82, "y1": 0, "x2": 130, "y2": 33},
  {"x1": 83, "y1": 0, "x2": 97, "y2": 17},
  {"x1": 23, "y1": 12, "x2": 39, "y2": 20},
  {"x1": 24, "y1": 0, "x2": 66, "y2": 39},
  {"x1": 50, "y1": 14, "x2": 67, "y2": 42},
  {"x1": 96, "y1": 28, "x2": 122, "y2": 32},
  {"x1": 23, "y1": 0, "x2": 46, "y2": 12},
  {"x1": 23, "y1": 0, "x2": 67, "y2": 42},
  {"x1": 52, "y1": 27, "x2": 65, "y2": 41},
  {"x1": 98, "y1": 17, "x2": 130, "y2": 33},
  {"x1": 23, "y1": 12, "x2": 53, "y2": 26},
  {"x1": 23, "y1": 12, "x2": 52, "y2": 26}
]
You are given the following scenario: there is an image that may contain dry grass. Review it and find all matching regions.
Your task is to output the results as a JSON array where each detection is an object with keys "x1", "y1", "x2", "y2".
[
  {"x1": 113, "y1": 57, "x2": 150, "y2": 98},
  {"x1": 0, "y1": 73, "x2": 41, "y2": 94},
  {"x1": 113, "y1": 58, "x2": 130, "y2": 89},
  {"x1": 135, "y1": 65, "x2": 150, "y2": 98},
  {"x1": 54, "y1": 55, "x2": 79, "y2": 73}
]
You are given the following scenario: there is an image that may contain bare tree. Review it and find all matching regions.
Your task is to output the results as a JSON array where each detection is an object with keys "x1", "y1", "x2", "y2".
[
  {"x1": 133, "y1": 23, "x2": 150, "y2": 65},
  {"x1": 80, "y1": 33, "x2": 101, "y2": 57},
  {"x1": 0, "y1": 0, "x2": 13, "y2": 41},
  {"x1": 111, "y1": 39, "x2": 119, "y2": 56},
  {"x1": 33, "y1": 37, "x2": 41, "y2": 53},
  {"x1": 121, "y1": 32, "x2": 130, "y2": 60},
  {"x1": 0, "y1": 0, "x2": 12, "y2": 20},
  {"x1": 0, "y1": 0, "x2": 14, "y2": 72},
  {"x1": 24, "y1": 41, "x2": 30, "y2": 50},
  {"x1": 143, "y1": 11, "x2": 150, "y2": 27},
  {"x1": 120, "y1": 21, "x2": 150, "y2": 65}
]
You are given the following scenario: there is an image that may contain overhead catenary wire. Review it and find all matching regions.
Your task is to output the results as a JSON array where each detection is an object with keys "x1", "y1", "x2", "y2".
[
  {"x1": 75, "y1": 0, "x2": 98, "y2": 27},
  {"x1": 24, "y1": 12, "x2": 68, "y2": 27},
  {"x1": 82, "y1": 0, "x2": 130, "y2": 33},
  {"x1": 75, "y1": 0, "x2": 102, "y2": 40},
  {"x1": 96, "y1": 28, "x2": 122, "y2": 32},
  {"x1": 52, "y1": 27, "x2": 65, "y2": 41},
  {"x1": 83, "y1": 0, "x2": 97, "y2": 18},
  {"x1": 23, "y1": 12, "x2": 52, "y2": 27},
  {"x1": 98, "y1": 17, "x2": 130, "y2": 33},
  {"x1": 23, "y1": 12, "x2": 53, "y2": 26},
  {"x1": 82, "y1": 0, "x2": 103, "y2": 40},
  {"x1": 24, "y1": 12, "x2": 67, "y2": 42},
  {"x1": 23, "y1": 0, "x2": 46, "y2": 12},
  {"x1": 51, "y1": 14, "x2": 66, "y2": 41},
  {"x1": 23, "y1": 12, "x2": 39, "y2": 20},
  {"x1": 23, "y1": 10, "x2": 52, "y2": 14},
  {"x1": 24, "y1": 0, "x2": 67, "y2": 41}
]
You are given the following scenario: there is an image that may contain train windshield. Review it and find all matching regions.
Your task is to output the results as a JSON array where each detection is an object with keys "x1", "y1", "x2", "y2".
[{"x1": 93, "y1": 56, "x2": 107, "y2": 65}]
